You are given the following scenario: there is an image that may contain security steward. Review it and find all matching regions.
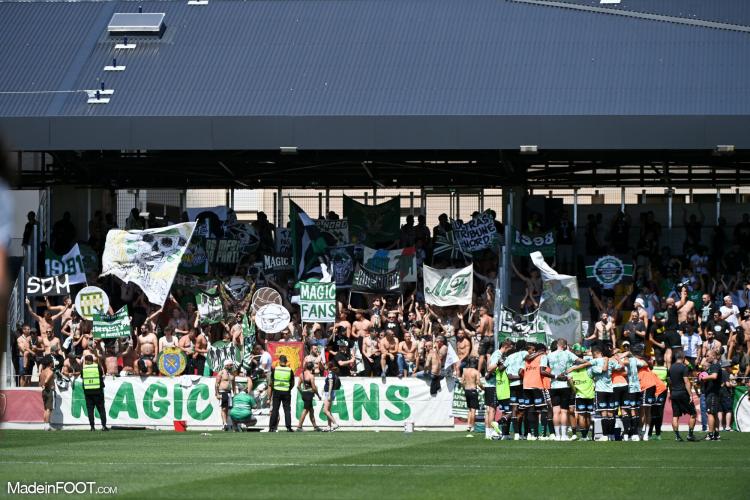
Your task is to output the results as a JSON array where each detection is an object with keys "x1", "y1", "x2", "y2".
[
  {"x1": 82, "y1": 354, "x2": 109, "y2": 432},
  {"x1": 269, "y1": 355, "x2": 295, "y2": 432}
]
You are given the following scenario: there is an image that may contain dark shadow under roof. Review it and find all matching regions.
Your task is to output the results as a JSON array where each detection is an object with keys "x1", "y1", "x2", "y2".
[{"x1": 1, "y1": 0, "x2": 749, "y2": 151}]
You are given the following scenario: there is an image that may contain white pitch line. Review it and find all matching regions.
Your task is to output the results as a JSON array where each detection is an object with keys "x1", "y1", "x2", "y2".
[{"x1": 0, "y1": 461, "x2": 747, "y2": 471}]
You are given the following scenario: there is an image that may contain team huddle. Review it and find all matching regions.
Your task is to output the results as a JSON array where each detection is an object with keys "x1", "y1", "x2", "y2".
[{"x1": 464, "y1": 337, "x2": 724, "y2": 442}]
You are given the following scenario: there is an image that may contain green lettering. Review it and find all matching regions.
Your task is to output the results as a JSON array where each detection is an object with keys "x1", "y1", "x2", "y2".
[
  {"x1": 352, "y1": 384, "x2": 379, "y2": 421},
  {"x1": 174, "y1": 384, "x2": 184, "y2": 420},
  {"x1": 109, "y1": 382, "x2": 138, "y2": 420},
  {"x1": 319, "y1": 389, "x2": 348, "y2": 421},
  {"x1": 187, "y1": 384, "x2": 213, "y2": 420},
  {"x1": 384, "y1": 385, "x2": 410, "y2": 421},
  {"x1": 70, "y1": 380, "x2": 99, "y2": 419},
  {"x1": 143, "y1": 382, "x2": 169, "y2": 419}
]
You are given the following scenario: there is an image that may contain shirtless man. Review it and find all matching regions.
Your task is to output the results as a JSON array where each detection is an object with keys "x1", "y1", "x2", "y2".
[
  {"x1": 193, "y1": 326, "x2": 209, "y2": 376},
  {"x1": 587, "y1": 313, "x2": 615, "y2": 351},
  {"x1": 429, "y1": 336, "x2": 449, "y2": 396},
  {"x1": 379, "y1": 329, "x2": 399, "y2": 382},
  {"x1": 16, "y1": 325, "x2": 33, "y2": 386},
  {"x1": 41, "y1": 327, "x2": 61, "y2": 355},
  {"x1": 361, "y1": 329, "x2": 382, "y2": 376},
  {"x1": 38, "y1": 357, "x2": 55, "y2": 431},
  {"x1": 46, "y1": 296, "x2": 74, "y2": 329},
  {"x1": 135, "y1": 324, "x2": 159, "y2": 375},
  {"x1": 633, "y1": 298, "x2": 650, "y2": 330},
  {"x1": 178, "y1": 327, "x2": 197, "y2": 375},
  {"x1": 676, "y1": 287, "x2": 695, "y2": 324},
  {"x1": 215, "y1": 360, "x2": 237, "y2": 431},
  {"x1": 476, "y1": 306, "x2": 495, "y2": 375},
  {"x1": 26, "y1": 298, "x2": 66, "y2": 341},
  {"x1": 334, "y1": 311, "x2": 352, "y2": 341},
  {"x1": 303, "y1": 345, "x2": 326, "y2": 375},
  {"x1": 168, "y1": 308, "x2": 189, "y2": 336},
  {"x1": 462, "y1": 357, "x2": 482, "y2": 434},
  {"x1": 120, "y1": 338, "x2": 137, "y2": 376},
  {"x1": 352, "y1": 311, "x2": 371, "y2": 344},
  {"x1": 397, "y1": 331, "x2": 418, "y2": 378},
  {"x1": 456, "y1": 329, "x2": 473, "y2": 376},
  {"x1": 61, "y1": 353, "x2": 82, "y2": 379},
  {"x1": 103, "y1": 342, "x2": 120, "y2": 376}
]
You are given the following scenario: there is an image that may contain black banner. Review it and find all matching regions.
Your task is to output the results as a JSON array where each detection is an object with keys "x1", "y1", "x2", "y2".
[
  {"x1": 263, "y1": 254, "x2": 292, "y2": 272},
  {"x1": 351, "y1": 264, "x2": 400, "y2": 294},
  {"x1": 25, "y1": 275, "x2": 71, "y2": 296}
]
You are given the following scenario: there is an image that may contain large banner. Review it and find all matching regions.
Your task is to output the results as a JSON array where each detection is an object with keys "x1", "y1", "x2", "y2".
[
  {"x1": 530, "y1": 251, "x2": 581, "y2": 344},
  {"x1": 496, "y1": 307, "x2": 549, "y2": 344},
  {"x1": 343, "y1": 196, "x2": 400, "y2": 246},
  {"x1": 25, "y1": 274, "x2": 70, "y2": 297},
  {"x1": 327, "y1": 245, "x2": 355, "y2": 288},
  {"x1": 352, "y1": 264, "x2": 400, "y2": 294},
  {"x1": 451, "y1": 213, "x2": 497, "y2": 253},
  {"x1": 51, "y1": 376, "x2": 454, "y2": 429},
  {"x1": 267, "y1": 341, "x2": 305, "y2": 376},
  {"x1": 180, "y1": 221, "x2": 209, "y2": 275},
  {"x1": 362, "y1": 246, "x2": 417, "y2": 282},
  {"x1": 315, "y1": 219, "x2": 350, "y2": 245},
  {"x1": 205, "y1": 340, "x2": 241, "y2": 374},
  {"x1": 275, "y1": 228, "x2": 292, "y2": 257},
  {"x1": 101, "y1": 223, "x2": 196, "y2": 306},
  {"x1": 299, "y1": 281, "x2": 336, "y2": 323},
  {"x1": 45, "y1": 243, "x2": 87, "y2": 285},
  {"x1": 423, "y1": 264, "x2": 473, "y2": 306},
  {"x1": 511, "y1": 228, "x2": 556, "y2": 257},
  {"x1": 585, "y1": 255, "x2": 634, "y2": 289},
  {"x1": 92, "y1": 306, "x2": 131, "y2": 339},
  {"x1": 734, "y1": 385, "x2": 750, "y2": 432},
  {"x1": 196, "y1": 290, "x2": 224, "y2": 325}
]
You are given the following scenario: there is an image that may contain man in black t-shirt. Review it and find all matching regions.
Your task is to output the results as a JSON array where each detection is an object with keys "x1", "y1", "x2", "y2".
[
  {"x1": 334, "y1": 342, "x2": 355, "y2": 377},
  {"x1": 622, "y1": 311, "x2": 646, "y2": 350},
  {"x1": 698, "y1": 294, "x2": 715, "y2": 334},
  {"x1": 668, "y1": 353, "x2": 696, "y2": 441},
  {"x1": 700, "y1": 350, "x2": 723, "y2": 441},
  {"x1": 705, "y1": 311, "x2": 731, "y2": 345},
  {"x1": 649, "y1": 315, "x2": 667, "y2": 364}
]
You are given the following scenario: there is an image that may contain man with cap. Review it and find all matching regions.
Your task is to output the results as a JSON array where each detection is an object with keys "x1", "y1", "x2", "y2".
[
  {"x1": 215, "y1": 360, "x2": 237, "y2": 431},
  {"x1": 269, "y1": 355, "x2": 295, "y2": 432}
]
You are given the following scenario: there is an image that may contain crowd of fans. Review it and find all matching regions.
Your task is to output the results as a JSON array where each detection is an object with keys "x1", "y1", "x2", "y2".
[{"x1": 11, "y1": 203, "x2": 750, "y2": 435}]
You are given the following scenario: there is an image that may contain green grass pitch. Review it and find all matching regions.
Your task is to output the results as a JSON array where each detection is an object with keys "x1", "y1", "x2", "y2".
[{"x1": 1, "y1": 430, "x2": 747, "y2": 499}]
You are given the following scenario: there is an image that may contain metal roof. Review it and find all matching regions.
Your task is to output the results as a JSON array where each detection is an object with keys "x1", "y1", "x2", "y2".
[{"x1": 1, "y1": 0, "x2": 749, "y2": 150}]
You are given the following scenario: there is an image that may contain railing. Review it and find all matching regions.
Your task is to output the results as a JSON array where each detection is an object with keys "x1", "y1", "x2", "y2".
[{"x1": 5, "y1": 266, "x2": 25, "y2": 388}]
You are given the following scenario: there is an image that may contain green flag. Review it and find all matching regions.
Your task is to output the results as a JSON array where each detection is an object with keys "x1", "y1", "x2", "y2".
[{"x1": 343, "y1": 195, "x2": 400, "y2": 246}]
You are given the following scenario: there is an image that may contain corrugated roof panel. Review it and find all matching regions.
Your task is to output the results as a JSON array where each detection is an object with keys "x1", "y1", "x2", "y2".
[{"x1": 1, "y1": 0, "x2": 749, "y2": 118}]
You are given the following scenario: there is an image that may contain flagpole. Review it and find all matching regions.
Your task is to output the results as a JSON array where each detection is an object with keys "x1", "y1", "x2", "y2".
[{"x1": 501, "y1": 188, "x2": 513, "y2": 318}]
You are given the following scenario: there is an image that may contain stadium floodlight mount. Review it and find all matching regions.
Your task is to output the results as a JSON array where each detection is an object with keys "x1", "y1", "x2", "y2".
[
  {"x1": 519, "y1": 145, "x2": 538, "y2": 155},
  {"x1": 280, "y1": 146, "x2": 298, "y2": 155}
]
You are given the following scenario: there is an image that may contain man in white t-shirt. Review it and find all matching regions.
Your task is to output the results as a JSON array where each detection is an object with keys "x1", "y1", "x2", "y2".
[{"x1": 720, "y1": 295, "x2": 740, "y2": 332}]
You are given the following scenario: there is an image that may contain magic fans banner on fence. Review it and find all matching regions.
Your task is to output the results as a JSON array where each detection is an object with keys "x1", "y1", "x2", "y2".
[
  {"x1": 25, "y1": 274, "x2": 70, "y2": 297},
  {"x1": 352, "y1": 264, "x2": 400, "y2": 294},
  {"x1": 734, "y1": 385, "x2": 750, "y2": 432},
  {"x1": 92, "y1": 306, "x2": 131, "y2": 339},
  {"x1": 585, "y1": 255, "x2": 634, "y2": 289},
  {"x1": 362, "y1": 246, "x2": 417, "y2": 283},
  {"x1": 45, "y1": 243, "x2": 87, "y2": 285},
  {"x1": 51, "y1": 376, "x2": 453, "y2": 429},
  {"x1": 423, "y1": 264, "x2": 473, "y2": 306},
  {"x1": 451, "y1": 213, "x2": 497, "y2": 253},
  {"x1": 101, "y1": 223, "x2": 196, "y2": 306},
  {"x1": 530, "y1": 252, "x2": 581, "y2": 344},
  {"x1": 343, "y1": 196, "x2": 400, "y2": 246},
  {"x1": 267, "y1": 341, "x2": 305, "y2": 376},
  {"x1": 299, "y1": 281, "x2": 336, "y2": 323},
  {"x1": 511, "y1": 228, "x2": 556, "y2": 257}
]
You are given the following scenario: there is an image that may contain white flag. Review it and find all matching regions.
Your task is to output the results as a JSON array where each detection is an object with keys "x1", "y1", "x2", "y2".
[
  {"x1": 45, "y1": 243, "x2": 87, "y2": 285},
  {"x1": 444, "y1": 343, "x2": 459, "y2": 370},
  {"x1": 530, "y1": 251, "x2": 581, "y2": 344},
  {"x1": 101, "y1": 223, "x2": 196, "y2": 306},
  {"x1": 423, "y1": 264, "x2": 473, "y2": 306}
]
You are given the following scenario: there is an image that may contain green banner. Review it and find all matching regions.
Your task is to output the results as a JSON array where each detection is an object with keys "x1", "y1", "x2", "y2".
[
  {"x1": 299, "y1": 281, "x2": 336, "y2": 323},
  {"x1": 92, "y1": 306, "x2": 131, "y2": 339},
  {"x1": 510, "y1": 227, "x2": 555, "y2": 257},
  {"x1": 196, "y1": 288, "x2": 223, "y2": 325},
  {"x1": 734, "y1": 385, "x2": 749, "y2": 432},
  {"x1": 343, "y1": 195, "x2": 400, "y2": 246}
]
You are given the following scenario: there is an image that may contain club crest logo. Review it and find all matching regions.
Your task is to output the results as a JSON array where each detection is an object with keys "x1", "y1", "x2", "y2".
[{"x1": 157, "y1": 347, "x2": 187, "y2": 377}]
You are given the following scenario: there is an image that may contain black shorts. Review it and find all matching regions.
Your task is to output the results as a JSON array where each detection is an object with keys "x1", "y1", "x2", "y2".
[
  {"x1": 550, "y1": 387, "x2": 571, "y2": 409},
  {"x1": 705, "y1": 393, "x2": 720, "y2": 416},
  {"x1": 720, "y1": 393, "x2": 733, "y2": 413},
  {"x1": 484, "y1": 386, "x2": 497, "y2": 409},
  {"x1": 523, "y1": 388, "x2": 545, "y2": 408},
  {"x1": 575, "y1": 397, "x2": 595, "y2": 414},
  {"x1": 655, "y1": 391, "x2": 667, "y2": 406},
  {"x1": 510, "y1": 384, "x2": 524, "y2": 406},
  {"x1": 478, "y1": 337, "x2": 495, "y2": 356},
  {"x1": 42, "y1": 387, "x2": 55, "y2": 411},
  {"x1": 670, "y1": 392, "x2": 696, "y2": 417},
  {"x1": 641, "y1": 386, "x2": 656, "y2": 407},
  {"x1": 465, "y1": 389, "x2": 479, "y2": 410},
  {"x1": 496, "y1": 398, "x2": 511, "y2": 413},
  {"x1": 301, "y1": 392, "x2": 314, "y2": 411},
  {"x1": 612, "y1": 385, "x2": 628, "y2": 409},
  {"x1": 624, "y1": 392, "x2": 642, "y2": 410},
  {"x1": 595, "y1": 391, "x2": 615, "y2": 411},
  {"x1": 219, "y1": 391, "x2": 233, "y2": 409}
]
